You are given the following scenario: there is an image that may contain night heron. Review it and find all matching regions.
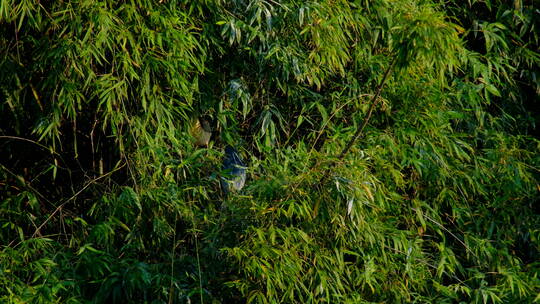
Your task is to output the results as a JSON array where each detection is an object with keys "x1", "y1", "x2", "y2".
[
  {"x1": 191, "y1": 116, "x2": 212, "y2": 147},
  {"x1": 220, "y1": 145, "x2": 246, "y2": 195}
]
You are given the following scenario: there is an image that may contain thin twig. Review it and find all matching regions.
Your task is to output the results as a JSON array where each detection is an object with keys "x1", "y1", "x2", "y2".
[
  {"x1": 290, "y1": 96, "x2": 365, "y2": 187},
  {"x1": 310, "y1": 58, "x2": 396, "y2": 217},
  {"x1": 310, "y1": 95, "x2": 372, "y2": 154},
  {"x1": 0, "y1": 136, "x2": 60, "y2": 155},
  {"x1": 319, "y1": 57, "x2": 397, "y2": 185},
  {"x1": 168, "y1": 212, "x2": 178, "y2": 304},
  {"x1": 412, "y1": 207, "x2": 476, "y2": 258},
  {"x1": 339, "y1": 58, "x2": 397, "y2": 161},
  {"x1": 30, "y1": 162, "x2": 126, "y2": 238},
  {"x1": 0, "y1": 163, "x2": 51, "y2": 205},
  {"x1": 382, "y1": 244, "x2": 471, "y2": 287},
  {"x1": 266, "y1": 0, "x2": 291, "y2": 11}
]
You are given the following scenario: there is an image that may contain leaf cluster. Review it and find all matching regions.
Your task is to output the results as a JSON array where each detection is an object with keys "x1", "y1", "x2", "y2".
[{"x1": 0, "y1": 0, "x2": 538, "y2": 303}]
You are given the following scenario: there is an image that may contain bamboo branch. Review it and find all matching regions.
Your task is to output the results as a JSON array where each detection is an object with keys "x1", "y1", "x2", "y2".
[
  {"x1": 30, "y1": 162, "x2": 126, "y2": 239},
  {"x1": 319, "y1": 57, "x2": 397, "y2": 185}
]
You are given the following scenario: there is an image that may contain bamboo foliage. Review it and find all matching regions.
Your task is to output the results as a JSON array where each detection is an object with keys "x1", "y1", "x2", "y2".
[{"x1": 0, "y1": 0, "x2": 538, "y2": 303}]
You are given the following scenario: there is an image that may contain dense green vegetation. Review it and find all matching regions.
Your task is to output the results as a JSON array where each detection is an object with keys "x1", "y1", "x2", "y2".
[{"x1": 1, "y1": 0, "x2": 538, "y2": 303}]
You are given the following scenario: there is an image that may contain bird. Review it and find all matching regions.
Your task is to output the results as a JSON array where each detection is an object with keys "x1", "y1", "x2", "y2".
[
  {"x1": 220, "y1": 145, "x2": 246, "y2": 195},
  {"x1": 191, "y1": 116, "x2": 213, "y2": 147}
]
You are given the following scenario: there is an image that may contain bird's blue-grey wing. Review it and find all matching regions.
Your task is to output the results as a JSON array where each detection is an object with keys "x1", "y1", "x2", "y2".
[{"x1": 221, "y1": 146, "x2": 247, "y2": 194}]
